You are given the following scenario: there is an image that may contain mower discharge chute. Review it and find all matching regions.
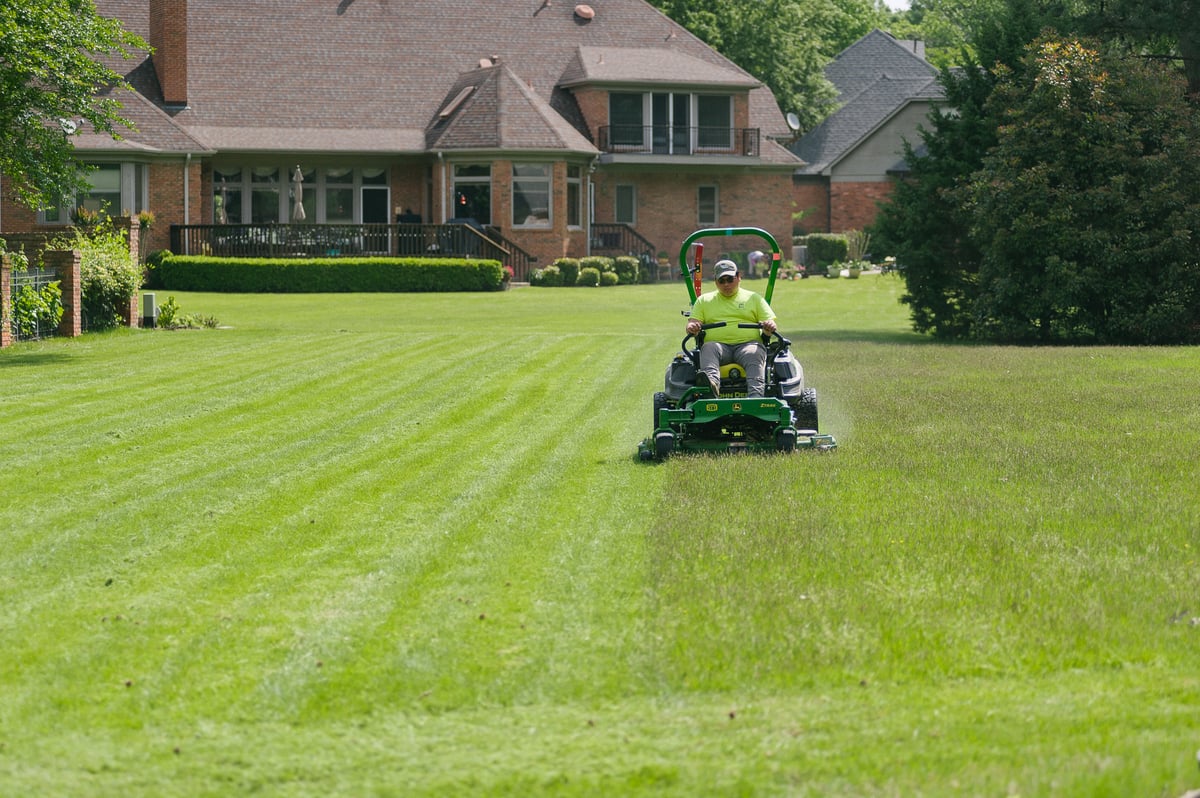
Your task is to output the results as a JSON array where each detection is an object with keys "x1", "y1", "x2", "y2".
[{"x1": 638, "y1": 227, "x2": 836, "y2": 460}]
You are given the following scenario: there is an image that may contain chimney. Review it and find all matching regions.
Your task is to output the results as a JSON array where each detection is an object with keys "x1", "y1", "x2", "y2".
[{"x1": 150, "y1": 0, "x2": 188, "y2": 107}]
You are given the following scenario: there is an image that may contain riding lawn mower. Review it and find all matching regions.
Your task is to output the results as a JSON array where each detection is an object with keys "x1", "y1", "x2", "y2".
[{"x1": 637, "y1": 226, "x2": 837, "y2": 460}]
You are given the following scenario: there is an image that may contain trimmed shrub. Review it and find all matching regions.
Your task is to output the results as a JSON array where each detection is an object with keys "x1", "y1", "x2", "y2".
[
  {"x1": 599, "y1": 270, "x2": 619, "y2": 286},
  {"x1": 553, "y1": 257, "x2": 580, "y2": 286},
  {"x1": 804, "y1": 234, "x2": 849, "y2": 269},
  {"x1": 577, "y1": 267, "x2": 601, "y2": 287},
  {"x1": 530, "y1": 264, "x2": 563, "y2": 287},
  {"x1": 150, "y1": 255, "x2": 503, "y2": 292},
  {"x1": 580, "y1": 256, "x2": 612, "y2": 276},
  {"x1": 613, "y1": 255, "x2": 639, "y2": 285}
]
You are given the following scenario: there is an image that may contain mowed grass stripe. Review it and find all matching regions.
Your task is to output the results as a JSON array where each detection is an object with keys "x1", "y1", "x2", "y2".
[
  {"x1": 3, "y1": 328, "x2": 667, "y2": 731},
  {"x1": 240, "y1": 334, "x2": 664, "y2": 718}
]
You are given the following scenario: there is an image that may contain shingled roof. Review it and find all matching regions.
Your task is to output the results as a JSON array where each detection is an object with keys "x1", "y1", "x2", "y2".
[
  {"x1": 88, "y1": 0, "x2": 793, "y2": 156},
  {"x1": 426, "y1": 62, "x2": 596, "y2": 152},
  {"x1": 791, "y1": 29, "x2": 943, "y2": 175}
]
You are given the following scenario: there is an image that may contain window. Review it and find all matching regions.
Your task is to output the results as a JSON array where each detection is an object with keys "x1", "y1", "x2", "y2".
[
  {"x1": 324, "y1": 167, "x2": 353, "y2": 223},
  {"x1": 212, "y1": 165, "x2": 389, "y2": 224},
  {"x1": 361, "y1": 168, "x2": 389, "y2": 224},
  {"x1": 698, "y1": 185, "x2": 718, "y2": 226},
  {"x1": 566, "y1": 165, "x2": 582, "y2": 228},
  {"x1": 214, "y1": 167, "x2": 242, "y2": 223},
  {"x1": 452, "y1": 163, "x2": 491, "y2": 224},
  {"x1": 697, "y1": 95, "x2": 733, "y2": 150},
  {"x1": 609, "y1": 93, "x2": 644, "y2": 148},
  {"x1": 606, "y1": 92, "x2": 735, "y2": 154},
  {"x1": 615, "y1": 184, "x2": 636, "y2": 225},
  {"x1": 512, "y1": 163, "x2": 550, "y2": 227},
  {"x1": 40, "y1": 162, "x2": 147, "y2": 223},
  {"x1": 250, "y1": 166, "x2": 280, "y2": 224}
]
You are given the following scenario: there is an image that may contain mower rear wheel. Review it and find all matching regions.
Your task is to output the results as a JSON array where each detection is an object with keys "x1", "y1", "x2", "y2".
[
  {"x1": 653, "y1": 391, "x2": 670, "y2": 431},
  {"x1": 790, "y1": 388, "x2": 819, "y2": 431}
]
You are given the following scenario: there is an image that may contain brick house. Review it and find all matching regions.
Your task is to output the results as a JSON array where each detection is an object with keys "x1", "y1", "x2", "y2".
[
  {"x1": 790, "y1": 29, "x2": 943, "y2": 234},
  {"x1": 0, "y1": 0, "x2": 804, "y2": 278}
]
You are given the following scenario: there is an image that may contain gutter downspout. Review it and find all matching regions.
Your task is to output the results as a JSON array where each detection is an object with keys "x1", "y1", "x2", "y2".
[
  {"x1": 436, "y1": 151, "x2": 445, "y2": 223},
  {"x1": 184, "y1": 153, "x2": 191, "y2": 225},
  {"x1": 586, "y1": 156, "x2": 599, "y2": 257}
]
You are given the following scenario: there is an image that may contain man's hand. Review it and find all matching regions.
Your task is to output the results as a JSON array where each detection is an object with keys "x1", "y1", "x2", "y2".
[
  {"x1": 686, "y1": 320, "x2": 702, "y2": 335},
  {"x1": 761, "y1": 319, "x2": 777, "y2": 335}
]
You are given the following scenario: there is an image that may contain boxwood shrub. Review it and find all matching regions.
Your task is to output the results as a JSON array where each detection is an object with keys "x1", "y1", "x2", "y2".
[
  {"x1": 530, "y1": 264, "x2": 562, "y2": 287},
  {"x1": 803, "y1": 234, "x2": 849, "y2": 269},
  {"x1": 613, "y1": 256, "x2": 639, "y2": 285},
  {"x1": 553, "y1": 257, "x2": 580, "y2": 286},
  {"x1": 149, "y1": 255, "x2": 503, "y2": 292}
]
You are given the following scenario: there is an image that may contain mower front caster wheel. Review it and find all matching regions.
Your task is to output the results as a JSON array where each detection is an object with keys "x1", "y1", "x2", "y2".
[{"x1": 654, "y1": 430, "x2": 675, "y2": 459}]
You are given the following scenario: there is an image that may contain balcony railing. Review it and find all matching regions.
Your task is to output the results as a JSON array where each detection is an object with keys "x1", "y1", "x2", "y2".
[
  {"x1": 597, "y1": 126, "x2": 760, "y2": 157},
  {"x1": 169, "y1": 222, "x2": 535, "y2": 281}
]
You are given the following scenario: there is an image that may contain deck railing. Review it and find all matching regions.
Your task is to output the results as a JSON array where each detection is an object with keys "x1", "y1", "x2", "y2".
[
  {"x1": 597, "y1": 126, "x2": 760, "y2": 157},
  {"x1": 169, "y1": 222, "x2": 535, "y2": 281}
]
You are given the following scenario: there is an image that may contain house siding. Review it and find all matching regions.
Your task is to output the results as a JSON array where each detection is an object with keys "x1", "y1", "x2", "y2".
[{"x1": 830, "y1": 180, "x2": 895, "y2": 233}]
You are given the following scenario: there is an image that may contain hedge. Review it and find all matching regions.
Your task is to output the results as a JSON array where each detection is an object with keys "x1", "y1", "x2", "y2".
[
  {"x1": 146, "y1": 255, "x2": 504, "y2": 292},
  {"x1": 803, "y1": 234, "x2": 849, "y2": 268}
]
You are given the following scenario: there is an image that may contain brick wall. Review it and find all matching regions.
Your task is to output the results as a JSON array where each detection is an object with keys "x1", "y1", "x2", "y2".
[
  {"x1": 791, "y1": 177, "x2": 830, "y2": 234},
  {"x1": 831, "y1": 180, "x2": 895, "y2": 232},
  {"x1": 591, "y1": 169, "x2": 793, "y2": 272}
]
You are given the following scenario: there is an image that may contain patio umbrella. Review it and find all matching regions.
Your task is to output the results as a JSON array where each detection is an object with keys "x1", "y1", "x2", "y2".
[{"x1": 291, "y1": 166, "x2": 306, "y2": 222}]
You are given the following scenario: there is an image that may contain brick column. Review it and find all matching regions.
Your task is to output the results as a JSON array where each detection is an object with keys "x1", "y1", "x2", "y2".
[
  {"x1": 113, "y1": 216, "x2": 141, "y2": 327},
  {"x1": 44, "y1": 249, "x2": 82, "y2": 338},
  {"x1": 1, "y1": 254, "x2": 11, "y2": 348}
]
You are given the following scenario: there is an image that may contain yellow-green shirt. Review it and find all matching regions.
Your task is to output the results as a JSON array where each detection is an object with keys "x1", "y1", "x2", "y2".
[{"x1": 690, "y1": 288, "x2": 776, "y2": 344}]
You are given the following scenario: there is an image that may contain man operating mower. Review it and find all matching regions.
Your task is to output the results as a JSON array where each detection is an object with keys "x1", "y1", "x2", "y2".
[{"x1": 683, "y1": 259, "x2": 778, "y2": 398}]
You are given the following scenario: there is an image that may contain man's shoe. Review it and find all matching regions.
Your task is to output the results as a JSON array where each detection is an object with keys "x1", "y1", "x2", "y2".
[{"x1": 707, "y1": 374, "x2": 720, "y2": 397}]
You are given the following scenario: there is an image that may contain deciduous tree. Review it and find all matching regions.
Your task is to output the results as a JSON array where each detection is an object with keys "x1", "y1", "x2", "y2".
[{"x1": 0, "y1": 0, "x2": 145, "y2": 210}]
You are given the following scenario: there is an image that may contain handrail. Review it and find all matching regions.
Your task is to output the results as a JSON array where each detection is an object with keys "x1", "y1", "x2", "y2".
[{"x1": 597, "y1": 126, "x2": 760, "y2": 157}]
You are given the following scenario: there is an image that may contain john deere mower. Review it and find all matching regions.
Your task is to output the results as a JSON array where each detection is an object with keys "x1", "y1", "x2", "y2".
[{"x1": 637, "y1": 226, "x2": 836, "y2": 460}]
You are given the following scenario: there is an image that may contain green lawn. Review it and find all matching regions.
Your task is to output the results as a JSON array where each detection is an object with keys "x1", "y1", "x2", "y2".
[{"x1": 2, "y1": 276, "x2": 1198, "y2": 796}]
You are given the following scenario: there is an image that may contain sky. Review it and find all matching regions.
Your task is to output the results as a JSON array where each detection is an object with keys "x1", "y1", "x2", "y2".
[{"x1": 883, "y1": 0, "x2": 911, "y2": 9}]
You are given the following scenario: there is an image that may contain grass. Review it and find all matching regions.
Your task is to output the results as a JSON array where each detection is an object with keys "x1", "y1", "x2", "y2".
[{"x1": 2, "y1": 275, "x2": 1198, "y2": 796}]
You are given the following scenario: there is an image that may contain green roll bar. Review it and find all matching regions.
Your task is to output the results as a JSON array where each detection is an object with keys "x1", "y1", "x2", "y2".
[{"x1": 676, "y1": 226, "x2": 783, "y2": 305}]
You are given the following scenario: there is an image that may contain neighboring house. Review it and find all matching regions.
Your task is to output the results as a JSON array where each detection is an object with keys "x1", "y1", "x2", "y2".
[
  {"x1": 790, "y1": 29, "x2": 943, "y2": 234},
  {"x1": 0, "y1": 0, "x2": 804, "y2": 278}
]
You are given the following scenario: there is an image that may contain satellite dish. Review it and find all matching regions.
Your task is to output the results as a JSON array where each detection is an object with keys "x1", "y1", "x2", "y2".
[
  {"x1": 786, "y1": 112, "x2": 801, "y2": 131},
  {"x1": 60, "y1": 118, "x2": 78, "y2": 135}
]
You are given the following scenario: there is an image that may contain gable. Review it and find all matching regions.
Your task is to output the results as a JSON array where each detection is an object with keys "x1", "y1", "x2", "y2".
[{"x1": 791, "y1": 30, "x2": 943, "y2": 176}]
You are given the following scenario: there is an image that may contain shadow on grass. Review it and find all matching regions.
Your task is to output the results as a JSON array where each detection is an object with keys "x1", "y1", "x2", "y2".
[
  {"x1": 0, "y1": 349, "x2": 76, "y2": 367},
  {"x1": 791, "y1": 329, "x2": 936, "y2": 345}
]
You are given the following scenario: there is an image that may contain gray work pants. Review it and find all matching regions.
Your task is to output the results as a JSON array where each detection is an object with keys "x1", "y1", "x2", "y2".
[{"x1": 699, "y1": 341, "x2": 768, "y2": 397}]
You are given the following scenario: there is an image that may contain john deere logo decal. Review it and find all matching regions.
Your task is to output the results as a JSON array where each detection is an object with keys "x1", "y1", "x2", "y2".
[{"x1": 732, "y1": 402, "x2": 743, "y2": 412}]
